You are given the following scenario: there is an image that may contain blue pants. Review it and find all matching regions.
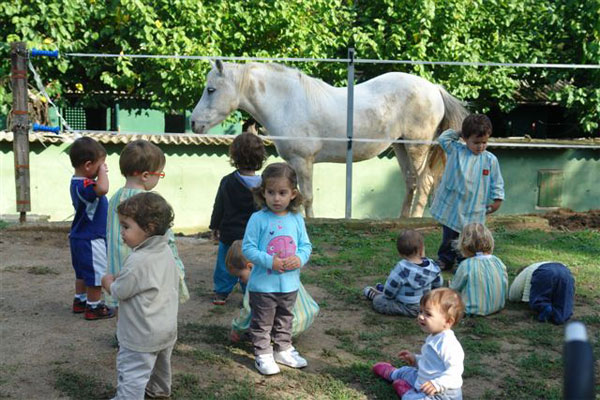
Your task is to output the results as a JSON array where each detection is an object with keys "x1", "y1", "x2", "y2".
[
  {"x1": 529, "y1": 263, "x2": 574, "y2": 325},
  {"x1": 437, "y1": 226, "x2": 463, "y2": 268},
  {"x1": 213, "y1": 241, "x2": 246, "y2": 295},
  {"x1": 390, "y1": 366, "x2": 463, "y2": 400}
]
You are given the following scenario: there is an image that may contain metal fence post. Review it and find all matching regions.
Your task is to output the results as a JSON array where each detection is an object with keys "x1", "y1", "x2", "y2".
[
  {"x1": 345, "y1": 48, "x2": 355, "y2": 219},
  {"x1": 10, "y1": 42, "x2": 31, "y2": 223}
]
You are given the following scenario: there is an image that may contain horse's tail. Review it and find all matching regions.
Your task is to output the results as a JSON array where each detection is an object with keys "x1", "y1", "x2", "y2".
[
  {"x1": 437, "y1": 85, "x2": 470, "y2": 134},
  {"x1": 428, "y1": 86, "x2": 470, "y2": 186}
]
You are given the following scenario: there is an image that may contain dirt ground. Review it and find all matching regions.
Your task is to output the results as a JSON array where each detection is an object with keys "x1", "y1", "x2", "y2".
[
  {"x1": 0, "y1": 210, "x2": 596, "y2": 399},
  {"x1": 539, "y1": 208, "x2": 600, "y2": 231}
]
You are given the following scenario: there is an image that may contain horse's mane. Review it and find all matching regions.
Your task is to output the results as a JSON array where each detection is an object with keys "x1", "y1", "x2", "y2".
[{"x1": 237, "y1": 63, "x2": 333, "y2": 106}]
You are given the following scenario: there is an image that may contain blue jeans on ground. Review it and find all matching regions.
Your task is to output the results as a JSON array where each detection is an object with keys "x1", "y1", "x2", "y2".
[
  {"x1": 213, "y1": 241, "x2": 246, "y2": 296},
  {"x1": 529, "y1": 263, "x2": 574, "y2": 325},
  {"x1": 390, "y1": 366, "x2": 463, "y2": 400},
  {"x1": 437, "y1": 225, "x2": 463, "y2": 268}
]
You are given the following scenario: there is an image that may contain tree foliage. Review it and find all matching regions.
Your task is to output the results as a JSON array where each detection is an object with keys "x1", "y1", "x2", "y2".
[{"x1": 1, "y1": 0, "x2": 598, "y2": 133}]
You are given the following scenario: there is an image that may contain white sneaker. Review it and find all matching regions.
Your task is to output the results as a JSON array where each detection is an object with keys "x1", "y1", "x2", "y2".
[
  {"x1": 274, "y1": 347, "x2": 307, "y2": 368},
  {"x1": 255, "y1": 353, "x2": 280, "y2": 375}
]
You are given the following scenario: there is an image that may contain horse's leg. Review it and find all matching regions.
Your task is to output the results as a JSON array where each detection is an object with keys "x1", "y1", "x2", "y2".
[
  {"x1": 287, "y1": 156, "x2": 314, "y2": 218},
  {"x1": 392, "y1": 143, "x2": 417, "y2": 217},
  {"x1": 403, "y1": 144, "x2": 434, "y2": 217}
]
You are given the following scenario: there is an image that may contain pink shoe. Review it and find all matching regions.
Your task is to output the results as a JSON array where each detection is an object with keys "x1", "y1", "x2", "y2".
[
  {"x1": 372, "y1": 362, "x2": 396, "y2": 382},
  {"x1": 392, "y1": 379, "x2": 412, "y2": 397}
]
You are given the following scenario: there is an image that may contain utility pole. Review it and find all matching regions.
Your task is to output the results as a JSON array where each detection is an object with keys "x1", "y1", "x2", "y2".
[{"x1": 11, "y1": 42, "x2": 31, "y2": 223}]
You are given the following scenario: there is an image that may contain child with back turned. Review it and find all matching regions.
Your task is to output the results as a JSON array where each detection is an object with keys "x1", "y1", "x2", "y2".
[
  {"x1": 363, "y1": 230, "x2": 442, "y2": 317},
  {"x1": 242, "y1": 162, "x2": 312, "y2": 375},
  {"x1": 450, "y1": 223, "x2": 508, "y2": 316},
  {"x1": 102, "y1": 192, "x2": 179, "y2": 399},
  {"x1": 430, "y1": 114, "x2": 505, "y2": 270},
  {"x1": 106, "y1": 139, "x2": 188, "y2": 311},
  {"x1": 68, "y1": 136, "x2": 114, "y2": 320},
  {"x1": 373, "y1": 288, "x2": 465, "y2": 399},
  {"x1": 210, "y1": 132, "x2": 266, "y2": 305}
]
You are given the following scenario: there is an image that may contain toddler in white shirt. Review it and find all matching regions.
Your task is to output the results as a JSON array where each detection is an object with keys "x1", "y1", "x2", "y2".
[{"x1": 373, "y1": 288, "x2": 465, "y2": 399}]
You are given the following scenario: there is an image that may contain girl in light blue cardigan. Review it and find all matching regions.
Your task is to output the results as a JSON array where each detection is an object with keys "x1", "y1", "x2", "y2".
[{"x1": 242, "y1": 163, "x2": 312, "y2": 376}]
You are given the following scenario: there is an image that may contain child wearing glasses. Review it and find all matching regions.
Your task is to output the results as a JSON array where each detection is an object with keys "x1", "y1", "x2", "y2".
[{"x1": 106, "y1": 140, "x2": 189, "y2": 316}]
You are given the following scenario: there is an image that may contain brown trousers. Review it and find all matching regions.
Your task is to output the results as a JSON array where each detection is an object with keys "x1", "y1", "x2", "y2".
[{"x1": 249, "y1": 291, "x2": 298, "y2": 355}]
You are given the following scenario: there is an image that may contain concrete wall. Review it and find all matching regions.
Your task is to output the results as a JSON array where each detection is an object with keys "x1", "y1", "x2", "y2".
[{"x1": 1, "y1": 140, "x2": 598, "y2": 232}]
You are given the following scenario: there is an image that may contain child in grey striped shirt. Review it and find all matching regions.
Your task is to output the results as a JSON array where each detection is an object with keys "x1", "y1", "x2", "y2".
[{"x1": 364, "y1": 230, "x2": 443, "y2": 317}]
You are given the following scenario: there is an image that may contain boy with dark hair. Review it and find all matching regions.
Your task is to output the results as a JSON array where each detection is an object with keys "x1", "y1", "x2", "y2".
[
  {"x1": 210, "y1": 132, "x2": 267, "y2": 305},
  {"x1": 363, "y1": 230, "x2": 442, "y2": 317},
  {"x1": 68, "y1": 136, "x2": 114, "y2": 320},
  {"x1": 430, "y1": 113, "x2": 505, "y2": 270},
  {"x1": 102, "y1": 192, "x2": 179, "y2": 399}
]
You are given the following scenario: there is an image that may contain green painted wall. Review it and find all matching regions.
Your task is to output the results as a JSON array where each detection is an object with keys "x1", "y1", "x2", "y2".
[{"x1": 1, "y1": 141, "x2": 598, "y2": 232}]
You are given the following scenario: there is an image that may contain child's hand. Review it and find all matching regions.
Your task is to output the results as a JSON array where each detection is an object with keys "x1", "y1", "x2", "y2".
[
  {"x1": 101, "y1": 274, "x2": 115, "y2": 294},
  {"x1": 420, "y1": 380, "x2": 437, "y2": 396},
  {"x1": 282, "y1": 256, "x2": 301, "y2": 270},
  {"x1": 229, "y1": 330, "x2": 241, "y2": 343},
  {"x1": 272, "y1": 255, "x2": 285, "y2": 273},
  {"x1": 486, "y1": 199, "x2": 502, "y2": 214},
  {"x1": 211, "y1": 230, "x2": 220, "y2": 241},
  {"x1": 398, "y1": 350, "x2": 416, "y2": 366}
]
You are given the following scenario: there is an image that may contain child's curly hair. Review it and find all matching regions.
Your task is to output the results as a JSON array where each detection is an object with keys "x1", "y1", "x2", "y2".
[
  {"x1": 225, "y1": 240, "x2": 251, "y2": 275},
  {"x1": 117, "y1": 192, "x2": 174, "y2": 236},
  {"x1": 396, "y1": 230, "x2": 424, "y2": 258},
  {"x1": 457, "y1": 223, "x2": 494, "y2": 257},
  {"x1": 68, "y1": 137, "x2": 106, "y2": 168},
  {"x1": 229, "y1": 132, "x2": 267, "y2": 171},
  {"x1": 253, "y1": 162, "x2": 304, "y2": 212},
  {"x1": 119, "y1": 140, "x2": 166, "y2": 177},
  {"x1": 461, "y1": 114, "x2": 492, "y2": 139},
  {"x1": 421, "y1": 288, "x2": 465, "y2": 327}
]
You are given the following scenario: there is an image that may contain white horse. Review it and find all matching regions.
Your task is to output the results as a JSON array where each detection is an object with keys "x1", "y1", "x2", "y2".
[{"x1": 191, "y1": 61, "x2": 468, "y2": 218}]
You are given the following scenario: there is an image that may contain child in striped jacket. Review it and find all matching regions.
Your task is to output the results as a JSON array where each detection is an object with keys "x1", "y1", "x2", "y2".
[
  {"x1": 429, "y1": 114, "x2": 504, "y2": 271},
  {"x1": 450, "y1": 223, "x2": 508, "y2": 316}
]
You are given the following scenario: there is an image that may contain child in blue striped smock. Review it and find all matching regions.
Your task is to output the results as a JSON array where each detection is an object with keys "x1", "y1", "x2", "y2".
[
  {"x1": 429, "y1": 114, "x2": 504, "y2": 270},
  {"x1": 106, "y1": 140, "x2": 189, "y2": 311},
  {"x1": 450, "y1": 223, "x2": 508, "y2": 316}
]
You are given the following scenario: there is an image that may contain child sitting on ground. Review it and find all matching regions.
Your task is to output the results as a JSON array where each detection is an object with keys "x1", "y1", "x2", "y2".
[
  {"x1": 450, "y1": 223, "x2": 508, "y2": 316},
  {"x1": 210, "y1": 132, "x2": 266, "y2": 305},
  {"x1": 227, "y1": 240, "x2": 319, "y2": 342},
  {"x1": 363, "y1": 230, "x2": 442, "y2": 317},
  {"x1": 106, "y1": 139, "x2": 188, "y2": 312},
  {"x1": 429, "y1": 114, "x2": 505, "y2": 271},
  {"x1": 373, "y1": 288, "x2": 465, "y2": 399},
  {"x1": 509, "y1": 261, "x2": 575, "y2": 324},
  {"x1": 68, "y1": 136, "x2": 114, "y2": 320},
  {"x1": 102, "y1": 192, "x2": 179, "y2": 399}
]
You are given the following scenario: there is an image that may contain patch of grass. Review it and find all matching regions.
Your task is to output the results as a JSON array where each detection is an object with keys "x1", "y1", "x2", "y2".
[
  {"x1": 27, "y1": 266, "x2": 59, "y2": 275},
  {"x1": 54, "y1": 368, "x2": 114, "y2": 399},
  {"x1": 172, "y1": 373, "x2": 271, "y2": 399},
  {"x1": 0, "y1": 220, "x2": 10, "y2": 230},
  {"x1": 303, "y1": 225, "x2": 600, "y2": 399},
  {"x1": 323, "y1": 362, "x2": 395, "y2": 399},
  {"x1": 178, "y1": 323, "x2": 229, "y2": 345}
]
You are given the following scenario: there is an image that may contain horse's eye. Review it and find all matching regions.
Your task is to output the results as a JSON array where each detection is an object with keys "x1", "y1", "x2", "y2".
[{"x1": 207, "y1": 87, "x2": 216, "y2": 94}]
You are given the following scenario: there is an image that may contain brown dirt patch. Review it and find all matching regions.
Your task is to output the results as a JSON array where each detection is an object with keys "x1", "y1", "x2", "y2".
[{"x1": 540, "y1": 208, "x2": 600, "y2": 231}]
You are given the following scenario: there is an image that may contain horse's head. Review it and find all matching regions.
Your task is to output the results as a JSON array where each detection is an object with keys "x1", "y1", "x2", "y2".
[{"x1": 190, "y1": 60, "x2": 240, "y2": 134}]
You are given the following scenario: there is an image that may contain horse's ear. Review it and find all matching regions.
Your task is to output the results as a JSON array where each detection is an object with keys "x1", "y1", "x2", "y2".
[{"x1": 215, "y1": 59, "x2": 224, "y2": 75}]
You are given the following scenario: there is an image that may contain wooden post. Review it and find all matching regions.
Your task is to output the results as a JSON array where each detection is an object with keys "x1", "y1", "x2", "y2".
[{"x1": 10, "y1": 42, "x2": 31, "y2": 223}]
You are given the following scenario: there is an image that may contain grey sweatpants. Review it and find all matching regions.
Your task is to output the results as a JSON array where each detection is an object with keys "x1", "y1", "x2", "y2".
[
  {"x1": 372, "y1": 294, "x2": 420, "y2": 317},
  {"x1": 111, "y1": 344, "x2": 174, "y2": 400},
  {"x1": 249, "y1": 291, "x2": 298, "y2": 355}
]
